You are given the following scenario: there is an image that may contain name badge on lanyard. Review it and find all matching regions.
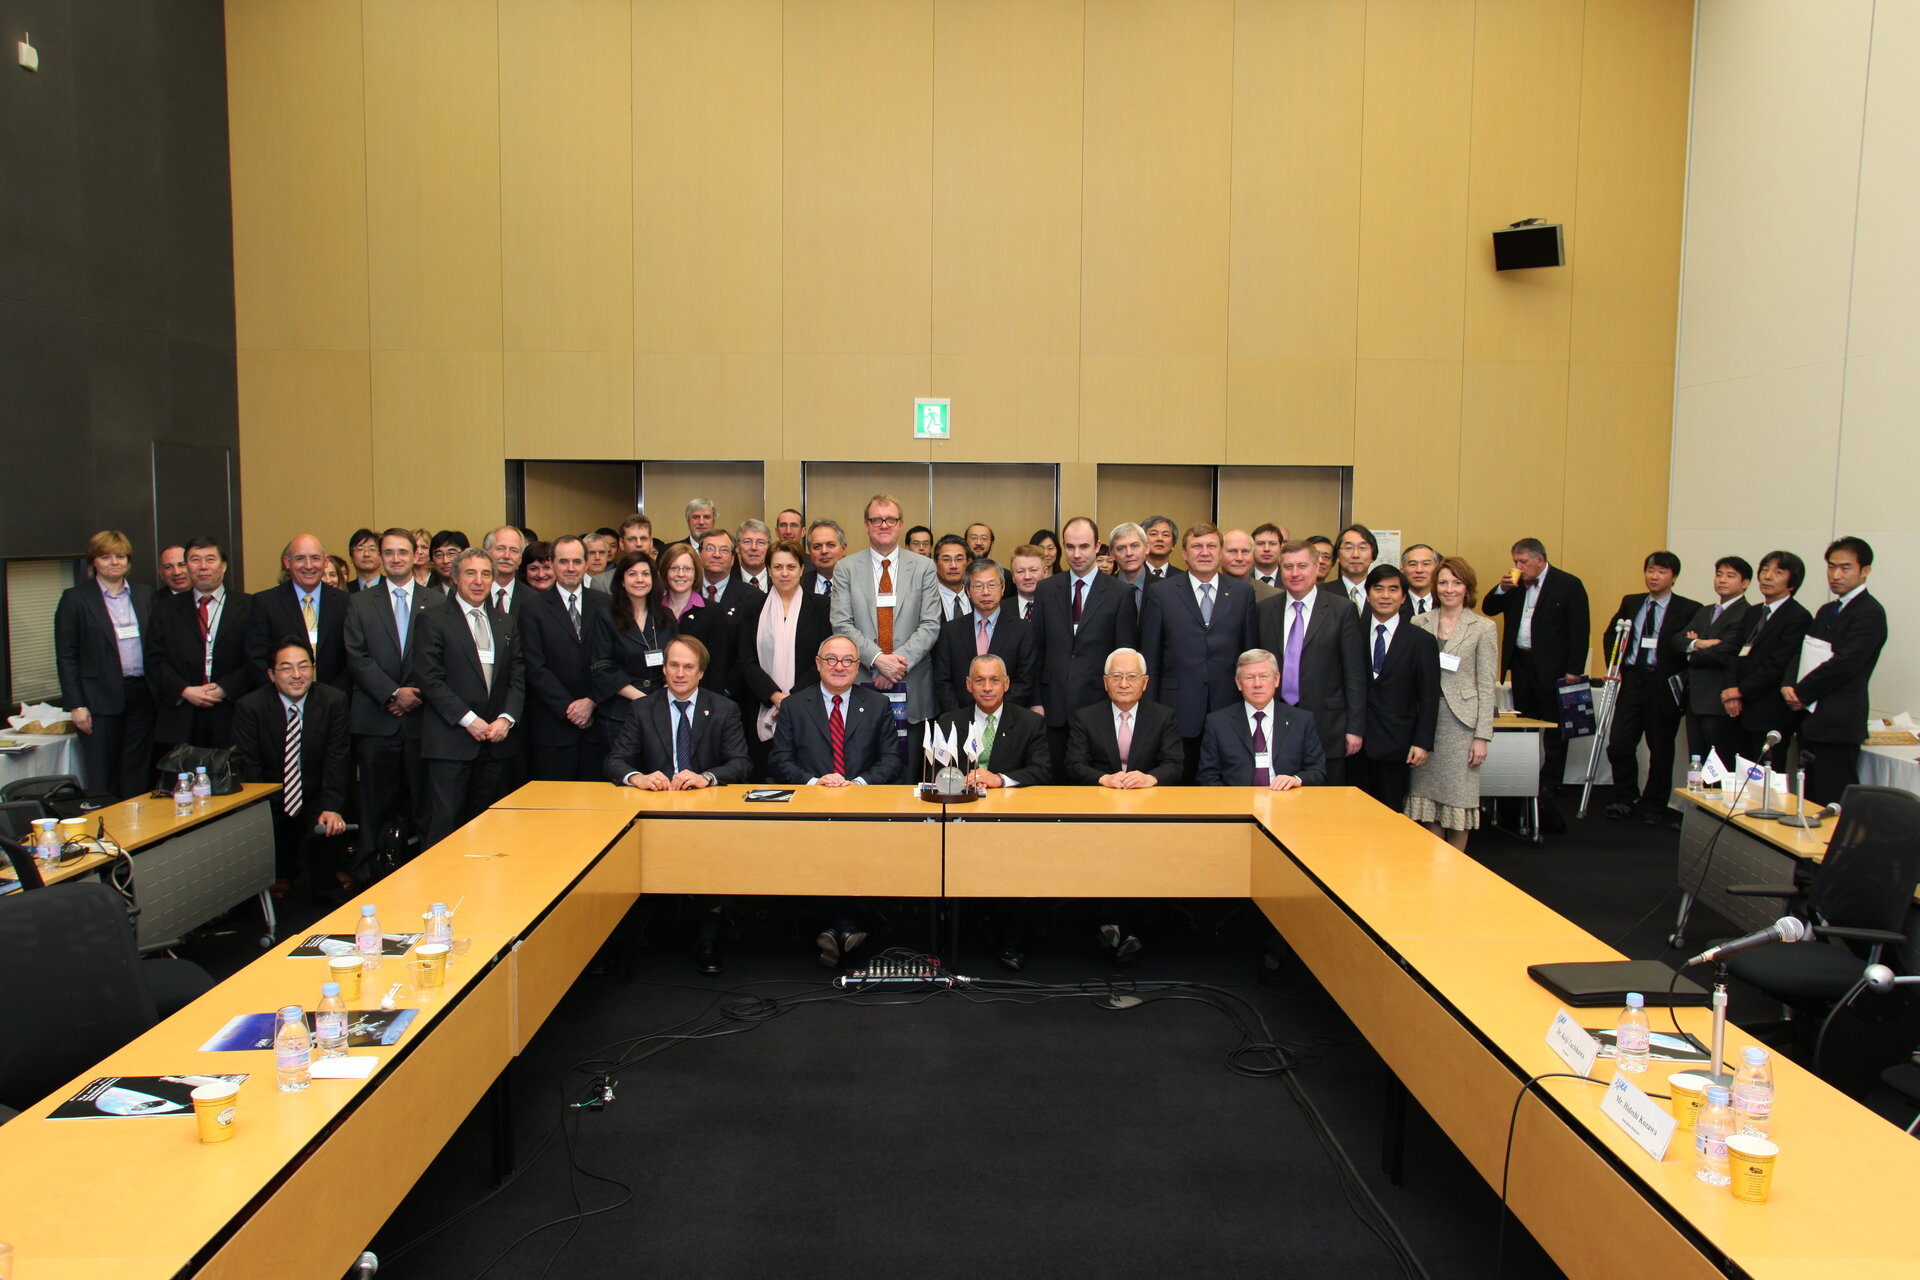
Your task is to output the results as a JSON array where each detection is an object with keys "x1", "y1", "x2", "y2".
[
  {"x1": 645, "y1": 649, "x2": 665, "y2": 668},
  {"x1": 115, "y1": 623, "x2": 140, "y2": 641}
]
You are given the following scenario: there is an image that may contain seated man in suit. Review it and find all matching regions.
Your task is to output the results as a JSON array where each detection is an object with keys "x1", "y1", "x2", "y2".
[
  {"x1": 934, "y1": 654, "x2": 1050, "y2": 790},
  {"x1": 1197, "y1": 649, "x2": 1327, "y2": 789},
  {"x1": 1353, "y1": 565, "x2": 1439, "y2": 813},
  {"x1": 933, "y1": 558, "x2": 1035, "y2": 714},
  {"x1": 1065, "y1": 647, "x2": 1183, "y2": 788},
  {"x1": 416, "y1": 547, "x2": 525, "y2": 847},
  {"x1": 231, "y1": 637, "x2": 351, "y2": 903}
]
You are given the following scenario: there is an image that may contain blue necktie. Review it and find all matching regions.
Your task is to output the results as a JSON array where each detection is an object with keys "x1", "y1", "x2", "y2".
[
  {"x1": 394, "y1": 588, "x2": 410, "y2": 651},
  {"x1": 1372, "y1": 623, "x2": 1387, "y2": 676},
  {"x1": 674, "y1": 700, "x2": 692, "y2": 775}
]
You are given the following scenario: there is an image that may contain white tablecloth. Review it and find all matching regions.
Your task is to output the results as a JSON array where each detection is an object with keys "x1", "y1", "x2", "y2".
[
  {"x1": 0, "y1": 733, "x2": 84, "y2": 794},
  {"x1": 1858, "y1": 743, "x2": 1920, "y2": 797}
]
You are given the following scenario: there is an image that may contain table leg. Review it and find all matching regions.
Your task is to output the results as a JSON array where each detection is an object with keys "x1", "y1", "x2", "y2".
[
  {"x1": 1381, "y1": 1072, "x2": 1408, "y2": 1187},
  {"x1": 256, "y1": 888, "x2": 278, "y2": 948},
  {"x1": 489, "y1": 1067, "x2": 515, "y2": 1184}
]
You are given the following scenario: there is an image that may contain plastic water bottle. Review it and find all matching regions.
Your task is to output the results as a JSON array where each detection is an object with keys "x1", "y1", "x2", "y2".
[
  {"x1": 1615, "y1": 992, "x2": 1651, "y2": 1073},
  {"x1": 274, "y1": 1004, "x2": 312, "y2": 1092},
  {"x1": 1694, "y1": 1085, "x2": 1733, "y2": 1185},
  {"x1": 1687, "y1": 755, "x2": 1703, "y2": 794},
  {"x1": 315, "y1": 982, "x2": 348, "y2": 1059},
  {"x1": 355, "y1": 903, "x2": 383, "y2": 971},
  {"x1": 172, "y1": 772, "x2": 193, "y2": 817},
  {"x1": 192, "y1": 765, "x2": 212, "y2": 807},
  {"x1": 32, "y1": 819, "x2": 60, "y2": 870},
  {"x1": 1732, "y1": 1046, "x2": 1774, "y2": 1137},
  {"x1": 427, "y1": 901, "x2": 453, "y2": 947}
]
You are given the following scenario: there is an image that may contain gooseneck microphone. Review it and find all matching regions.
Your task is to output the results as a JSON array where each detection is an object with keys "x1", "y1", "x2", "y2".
[{"x1": 1683, "y1": 917, "x2": 1807, "y2": 968}]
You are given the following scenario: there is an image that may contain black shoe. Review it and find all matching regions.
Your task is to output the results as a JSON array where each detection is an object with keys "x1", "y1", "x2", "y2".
[
  {"x1": 1540, "y1": 802, "x2": 1568, "y2": 834},
  {"x1": 695, "y1": 924, "x2": 724, "y2": 977},
  {"x1": 1114, "y1": 935, "x2": 1142, "y2": 965},
  {"x1": 997, "y1": 945, "x2": 1026, "y2": 972},
  {"x1": 1604, "y1": 802, "x2": 1634, "y2": 821},
  {"x1": 1665, "y1": 810, "x2": 1684, "y2": 832},
  {"x1": 815, "y1": 928, "x2": 841, "y2": 968},
  {"x1": 1641, "y1": 809, "x2": 1663, "y2": 826},
  {"x1": 1098, "y1": 923, "x2": 1122, "y2": 951}
]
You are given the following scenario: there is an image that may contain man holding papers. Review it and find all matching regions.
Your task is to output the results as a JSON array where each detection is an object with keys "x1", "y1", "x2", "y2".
[{"x1": 1782, "y1": 537, "x2": 1887, "y2": 804}]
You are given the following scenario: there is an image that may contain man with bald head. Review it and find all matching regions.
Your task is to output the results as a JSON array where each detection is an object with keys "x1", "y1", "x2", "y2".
[
  {"x1": 246, "y1": 533, "x2": 352, "y2": 693},
  {"x1": 1221, "y1": 529, "x2": 1279, "y2": 603}
]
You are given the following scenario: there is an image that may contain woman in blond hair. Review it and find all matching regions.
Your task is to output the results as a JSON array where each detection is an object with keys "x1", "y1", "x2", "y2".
[
  {"x1": 54, "y1": 530, "x2": 158, "y2": 798},
  {"x1": 1406, "y1": 556, "x2": 1499, "y2": 850}
]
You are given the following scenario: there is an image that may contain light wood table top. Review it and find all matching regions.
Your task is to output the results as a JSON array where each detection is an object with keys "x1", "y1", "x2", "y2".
[
  {"x1": 1674, "y1": 786, "x2": 1834, "y2": 859},
  {"x1": 94, "y1": 783, "x2": 282, "y2": 851},
  {"x1": 498, "y1": 779, "x2": 948, "y2": 819},
  {"x1": 1494, "y1": 714, "x2": 1557, "y2": 730}
]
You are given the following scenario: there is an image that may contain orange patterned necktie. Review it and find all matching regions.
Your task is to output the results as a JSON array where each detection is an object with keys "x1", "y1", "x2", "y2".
[{"x1": 877, "y1": 557, "x2": 894, "y2": 653}]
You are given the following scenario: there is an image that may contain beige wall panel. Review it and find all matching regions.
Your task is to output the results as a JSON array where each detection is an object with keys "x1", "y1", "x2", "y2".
[
  {"x1": 930, "y1": 465, "x2": 1058, "y2": 548},
  {"x1": 1226, "y1": 357, "x2": 1356, "y2": 464},
  {"x1": 236, "y1": 350, "x2": 375, "y2": 591},
  {"x1": 1835, "y1": 351, "x2": 1914, "y2": 518},
  {"x1": 783, "y1": 0, "x2": 933, "y2": 357},
  {"x1": 504, "y1": 352, "x2": 634, "y2": 458},
  {"x1": 1058, "y1": 462, "x2": 1098, "y2": 537},
  {"x1": 1673, "y1": 363, "x2": 1844, "y2": 533},
  {"x1": 928, "y1": 353, "x2": 1080, "y2": 464},
  {"x1": 1216, "y1": 467, "x2": 1344, "y2": 545},
  {"x1": 803, "y1": 463, "x2": 931, "y2": 536},
  {"x1": 634, "y1": 352, "x2": 782, "y2": 461},
  {"x1": 1846, "y1": 0, "x2": 1920, "y2": 358},
  {"x1": 1350, "y1": 359, "x2": 1462, "y2": 554},
  {"x1": 370, "y1": 351, "x2": 506, "y2": 538},
  {"x1": 1095, "y1": 464, "x2": 1214, "y2": 562},
  {"x1": 523, "y1": 462, "x2": 640, "y2": 541},
  {"x1": 1456, "y1": 361, "x2": 1568, "y2": 584},
  {"x1": 1078, "y1": 356, "x2": 1227, "y2": 462},
  {"x1": 1461, "y1": 0, "x2": 1583, "y2": 363},
  {"x1": 1571, "y1": 0, "x2": 1695, "y2": 367},
  {"x1": 1354, "y1": 0, "x2": 1473, "y2": 362},
  {"x1": 224, "y1": 0, "x2": 369, "y2": 351},
  {"x1": 641, "y1": 463, "x2": 767, "y2": 536},
  {"x1": 632, "y1": 0, "x2": 782, "y2": 354},
  {"x1": 362, "y1": 0, "x2": 503, "y2": 352},
  {"x1": 499, "y1": 0, "x2": 632, "y2": 353},
  {"x1": 783, "y1": 353, "x2": 935, "y2": 462}
]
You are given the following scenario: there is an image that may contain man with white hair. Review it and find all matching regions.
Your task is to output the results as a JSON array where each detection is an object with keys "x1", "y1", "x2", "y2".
[{"x1": 1196, "y1": 649, "x2": 1326, "y2": 789}]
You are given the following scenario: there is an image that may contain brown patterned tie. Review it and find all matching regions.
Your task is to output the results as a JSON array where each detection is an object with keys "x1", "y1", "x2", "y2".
[{"x1": 876, "y1": 557, "x2": 894, "y2": 653}]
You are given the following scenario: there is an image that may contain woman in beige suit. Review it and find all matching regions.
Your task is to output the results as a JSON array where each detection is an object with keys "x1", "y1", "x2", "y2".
[{"x1": 1407, "y1": 556, "x2": 1498, "y2": 849}]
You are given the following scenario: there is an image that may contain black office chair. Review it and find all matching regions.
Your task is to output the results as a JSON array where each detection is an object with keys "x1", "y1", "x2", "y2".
[
  {"x1": 1720, "y1": 785, "x2": 1920, "y2": 1062},
  {"x1": 0, "y1": 799, "x2": 48, "y2": 844},
  {"x1": 0, "y1": 773, "x2": 82, "y2": 805},
  {"x1": 0, "y1": 882, "x2": 214, "y2": 1113}
]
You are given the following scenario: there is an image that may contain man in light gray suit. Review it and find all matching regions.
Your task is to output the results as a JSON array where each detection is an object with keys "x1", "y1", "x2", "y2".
[{"x1": 831, "y1": 493, "x2": 943, "y2": 746}]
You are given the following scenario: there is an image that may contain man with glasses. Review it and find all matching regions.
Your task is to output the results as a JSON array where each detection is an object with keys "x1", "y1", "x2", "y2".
[
  {"x1": 1064, "y1": 648, "x2": 1183, "y2": 788},
  {"x1": 831, "y1": 494, "x2": 941, "y2": 752},
  {"x1": 933, "y1": 558, "x2": 1035, "y2": 714},
  {"x1": 232, "y1": 637, "x2": 350, "y2": 903},
  {"x1": 246, "y1": 533, "x2": 352, "y2": 693}
]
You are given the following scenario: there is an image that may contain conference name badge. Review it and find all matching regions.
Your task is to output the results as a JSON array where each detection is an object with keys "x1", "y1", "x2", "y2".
[
  {"x1": 875, "y1": 592, "x2": 896, "y2": 608},
  {"x1": 1601, "y1": 1073, "x2": 1677, "y2": 1163},
  {"x1": 1438, "y1": 653, "x2": 1461, "y2": 673},
  {"x1": 116, "y1": 623, "x2": 141, "y2": 640},
  {"x1": 1544, "y1": 1007, "x2": 1600, "y2": 1077},
  {"x1": 645, "y1": 649, "x2": 664, "y2": 668},
  {"x1": 1252, "y1": 751, "x2": 1271, "y2": 773}
]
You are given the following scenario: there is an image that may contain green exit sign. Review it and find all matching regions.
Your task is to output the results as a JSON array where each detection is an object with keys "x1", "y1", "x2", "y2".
[{"x1": 914, "y1": 398, "x2": 951, "y2": 439}]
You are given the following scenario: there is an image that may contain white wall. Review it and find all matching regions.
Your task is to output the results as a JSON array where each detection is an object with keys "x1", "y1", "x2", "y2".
[{"x1": 1672, "y1": 0, "x2": 1919, "y2": 718}]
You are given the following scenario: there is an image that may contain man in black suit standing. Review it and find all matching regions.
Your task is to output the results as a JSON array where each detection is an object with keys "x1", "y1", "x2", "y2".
[
  {"x1": 934, "y1": 654, "x2": 1051, "y2": 790},
  {"x1": 1482, "y1": 537, "x2": 1590, "y2": 832},
  {"x1": 1139, "y1": 523, "x2": 1258, "y2": 781},
  {"x1": 343, "y1": 528, "x2": 443, "y2": 874},
  {"x1": 157, "y1": 544, "x2": 191, "y2": 596},
  {"x1": 1065, "y1": 647, "x2": 1183, "y2": 788},
  {"x1": 605, "y1": 635, "x2": 753, "y2": 789},
  {"x1": 801, "y1": 519, "x2": 846, "y2": 598},
  {"x1": 1196, "y1": 649, "x2": 1327, "y2": 788},
  {"x1": 231, "y1": 637, "x2": 351, "y2": 903},
  {"x1": 1602, "y1": 551, "x2": 1701, "y2": 826},
  {"x1": 1033, "y1": 515, "x2": 1140, "y2": 776},
  {"x1": 416, "y1": 547, "x2": 525, "y2": 847},
  {"x1": 345, "y1": 528, "x2": 383, "y2": 593},
  {"x1": 1722, "y1": 550, "x2": 1813, "y2": 771},
  {"x1": 482, "y1": 526, "x2": 528, "y2": 615},
  {"x1": 1254, "y1": 541, "x2": 1367, "y2": 784},
  {"x1": 146, "y1": 536, "x2": 255, "y2": 752},
  {"x1": 1674, "y1": 555, "x2": 1753, "y2": 771},
  {"x1": 1783, "y1": 536, "x2": 1888, "y2": 804},
  {"x1": 684, "y1": 530, "x2": 764, "y2": 699},
  {"x1": 520, "y1": 535, "x2": 610, "y2": 782},
  {"x1": 1354, "y1": 566, "x2": 1439, "y2": 813},
  {"x1": 933, "y1": 558, "x2": 1036, "y2": 713},
  {"x1": 245, "y1": 534, "x2": 352, "y2": 694},
  {"x1": 769, "y1": 636, "x2": 904, "y2": 788}
]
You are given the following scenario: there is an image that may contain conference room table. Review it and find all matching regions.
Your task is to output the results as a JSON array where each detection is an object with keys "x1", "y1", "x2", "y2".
[{"x1": 3, "y1": 782, "x2": 1917, "y2": 1279}]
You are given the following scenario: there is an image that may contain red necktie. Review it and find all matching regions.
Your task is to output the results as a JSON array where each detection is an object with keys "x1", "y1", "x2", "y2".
[
  {"x1": 1072, "y1": 577, "x2": 1084, "y2": 624},
  {"x1": 196, "y1": 593, "x2": 211, "y2": 641},
  {"x1": 829, "y1": 694, "x2": 846, "y2": 775}
]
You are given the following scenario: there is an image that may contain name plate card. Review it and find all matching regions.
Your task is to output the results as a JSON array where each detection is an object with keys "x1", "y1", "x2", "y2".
[
  {"x1": 1545, "y1": 1008, "x2": 1600, "y2": 1077},
  {"x1": 1601, "y1": 1073, "x2": 1677, "y2": 1163}
]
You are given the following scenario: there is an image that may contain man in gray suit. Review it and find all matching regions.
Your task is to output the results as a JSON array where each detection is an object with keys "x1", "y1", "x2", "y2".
[
  {"x1": 1674, "y1": 555, "x2": 1753, "y2": 771},
  {"x1": 1253, "y1": 540, "x2": 1367, "y2": 784},
  {"x1": 831, "y1": 493, "x2": 942, "y2": 755}
]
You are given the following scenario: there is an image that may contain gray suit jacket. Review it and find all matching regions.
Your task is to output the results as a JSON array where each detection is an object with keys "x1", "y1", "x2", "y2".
[{"x1": 830, "y1": 548, "x2": 942, "y2": 721}]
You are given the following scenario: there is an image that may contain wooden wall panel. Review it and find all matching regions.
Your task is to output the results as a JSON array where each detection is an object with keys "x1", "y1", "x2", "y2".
[
  {"x1": 1226, "y1": 0, "x2": 1364, "y2": 462},
  {"x1": 225, "y1": 0, "x2": 368, "y2": 351},
  {"x1": 1456, "y1": 361, "x2": 1568, "y2": 578},
  {"x1": 236, "y1": 351, "x2": 374, "y2": 591},
  {"x1": 1080, "y1": 0, "x2": 1234, "y2": 459},
  {"x1": 370, "y1": 351, "x2": 506, "y2": 539},
  {"x1": 504, "y1": 352, "x2": 634, "y2": 459},
  {"x1": 1216, "y1": 467, "x2": 1345, "y2": 545},
  {"x1": 1095, "y1": 464, "x2": 1215, "y2": 562},
  {"x1": 1351, "y1": 360, "x2": 1463, "y2": 554},
  {"x1": 803, "y1": 463, "x2": 930, "y2": 537},
  {"x1": 641, "y1": 463, "x2": 767, "y2": 541},
  {"x1": 499, "y1": 0, "x2": 632, "y2": 354},
  {"x1": 523, "y1": 462, "x2": 638, "y2": 544},
  {"x1": 930, "y1": 464, "x2": 1058, "y2": 549},
  {"x1": 930, "y1": 0, "x2": 1083, "y2": 463}
]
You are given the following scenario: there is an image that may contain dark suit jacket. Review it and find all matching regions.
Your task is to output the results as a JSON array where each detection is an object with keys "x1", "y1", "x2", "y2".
[
  {"x1": 1482, "y1": 566, "x2": 1590, "y2": 685},
  {"x1": 342, "y1": 579, "x2": 444, "y2": 739},
  {"x1": 245, "y1": 581, "x2": 352, "y2": 694},
  {"x1": 1032, "y1": 571, "x2": 1139, "y2": 729},
  {"x1": 520, "y1": 586, "x2": 612, "y2": 748},
  {"x1": 1794, "y1": 590, "x2": 1887, "y2": 745},
  {"x1": 1361, "y1": 618, "x2": 1440, "y2": 760},
  {"x1": 1064, "y1": 698, "x2": 1184, "y2": 786},
  {"x1": 768, "y1": 684, "x2": 903, "y2": 785},
  {"x1": 230, "y1": 682, "x2": 351, "y2": 817},
  {"x1": 603, "y1": 688, "x2": 752, "y2": 784},
  {"x1": 800, "y1": 566, "x2": 837, "y2": 598},
  {"x1": 1253, "y1": 591, "x2": 1367, "y2": 758},
  {"x1": 934, "y1": 702, "x2": 1051, "y2": 787},
  {"x1": 680, "y1": 583, "x2": 765, "y2": 700},
  {"x1": 1196, "y1": 703, "x2": 1327, "y2": 786},
  {"x1": 145, "y1": 587, "x2": 256, "y2": 744},
  {"x1": 415, "y1": 598, "x2": 525, "y2": 762},
  {"x1": 55, "y1": 580, "x2": 154, "y2": 714},
  {"x1": 932, "y1": 608, "x2": 1036, "y2": 714},
  {"x1": 1139, "y1": 574, "x2": 1259, "y2": 738},
  {"x1": 1729, "y1": 598, "x2": 1813, "y2": 741},
  {"x1": 1605, "y1": 592, "x2": 1701, "y2": 685},
  {"x1": 731, "y1": 589, "x2": 833, "y2": 716},
  {"x1": 1674, "y1": 597, "x2": 1753, "y2": 715}
]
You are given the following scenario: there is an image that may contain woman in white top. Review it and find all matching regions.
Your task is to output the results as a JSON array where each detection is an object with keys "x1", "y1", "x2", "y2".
[{"x1": 1406, "y1": 556, "x2": 1499, "y2": 850}]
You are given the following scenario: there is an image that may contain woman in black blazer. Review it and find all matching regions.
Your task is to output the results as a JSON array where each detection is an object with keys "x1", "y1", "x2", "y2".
[
  {"x1": 54, "y1": 530, "x2": 158, "y2": 798},
  {"x1": 731, "y1": 541, "x2": 833, "y2": 778},
  {"x1": 588, "y1": 550, "x2": 678, "y2": 737}
]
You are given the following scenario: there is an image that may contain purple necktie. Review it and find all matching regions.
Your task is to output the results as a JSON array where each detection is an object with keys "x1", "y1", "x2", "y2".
[
  {"x1": 1252, "y1": 710, "x2": 1270, "y2": 787},
  {"x1": 1282, "y1": 601, "x2": 1304, "y2": 704}
]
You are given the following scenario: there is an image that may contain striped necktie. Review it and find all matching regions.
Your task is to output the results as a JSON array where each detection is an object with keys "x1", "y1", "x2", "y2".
[{"x1": 282, "y1": 704, "x2": 303, "y2": 816}]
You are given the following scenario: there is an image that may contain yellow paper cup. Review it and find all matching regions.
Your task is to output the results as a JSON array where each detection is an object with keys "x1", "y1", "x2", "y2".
[
  {"x1": 414, "y1": 942, "x2": 449, "y2": 988},
  {"x1": 1667, "y1": 1072, "x2": 1710, "y2": 1131},
  {"x1": 57, "y1": 815, "x2": 95, "y2": 843},
  {"x1": 191, "y1": 1081, "x2": 240, "y2": 1144},
  {"x1": 1728, "y1": 1135, "x2": 1777, "y2": 1203},
  {"x1": 328, "y1": 954, "x2": 364, "y2": 1001}
]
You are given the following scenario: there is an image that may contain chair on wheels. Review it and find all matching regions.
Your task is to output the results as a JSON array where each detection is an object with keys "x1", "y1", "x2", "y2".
[
  {"x1": 0, "y1": 774, "x2": 83, "y2": 805},
  {"x1": 1719, "y1": 785, "x2": 1920, "y2": 1075},
  {"x1": 0, "y1": 882, "x2": 214, "y2": 1113}
]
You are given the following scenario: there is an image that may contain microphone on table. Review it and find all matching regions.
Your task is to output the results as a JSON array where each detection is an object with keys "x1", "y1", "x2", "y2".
[
  {"x1": 1761, "y1": 729, "x2": 1782, "y2": 753},
  {"x1": 1683, "y1": 917, "x2": 1807, "y2": 968}
]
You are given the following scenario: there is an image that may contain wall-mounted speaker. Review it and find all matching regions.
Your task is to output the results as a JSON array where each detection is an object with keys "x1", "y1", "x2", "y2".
[{"x1": 1493, "y1": 221, "x2": 1564, "y2": 271}]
